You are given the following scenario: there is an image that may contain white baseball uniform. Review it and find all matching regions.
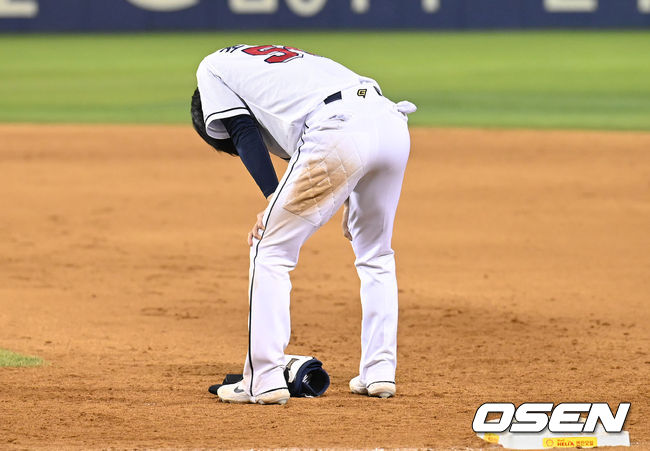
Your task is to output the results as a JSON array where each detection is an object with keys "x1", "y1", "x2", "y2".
[{"x1": 197, "y1": 45, "x2": 414, "y2": 398}]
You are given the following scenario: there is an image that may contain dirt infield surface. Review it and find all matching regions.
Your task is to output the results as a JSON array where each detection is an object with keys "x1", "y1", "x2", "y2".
[{"x1": 1, "y1": 124, "x2": 649, "y2": 449}]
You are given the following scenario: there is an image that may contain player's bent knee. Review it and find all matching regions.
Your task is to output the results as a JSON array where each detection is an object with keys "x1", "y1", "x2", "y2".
[
  {"x1": 253, "y1": 248, "x2": 299, "y2": 272},
  {"x1": 354, "y1": 250, "x2": 395, "y2": 272}
]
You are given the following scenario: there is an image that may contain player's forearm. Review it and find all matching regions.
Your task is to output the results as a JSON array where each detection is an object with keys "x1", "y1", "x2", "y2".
[{"x1": 221, "y1": 115, "x2": 279, "y2": 198}]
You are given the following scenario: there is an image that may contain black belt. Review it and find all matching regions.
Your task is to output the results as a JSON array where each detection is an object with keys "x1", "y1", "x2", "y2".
[
  {"x1": 324, "y1": 91, "x2": 342, "y2": 104},
  {"x1": 323, "y1": 86, "x2": 382, "y2": 105}
]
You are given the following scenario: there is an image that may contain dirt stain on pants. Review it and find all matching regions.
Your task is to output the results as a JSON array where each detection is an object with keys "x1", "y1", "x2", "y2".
[{"x1": 283, "y1": 144, "x2": 363, "y2": 225}]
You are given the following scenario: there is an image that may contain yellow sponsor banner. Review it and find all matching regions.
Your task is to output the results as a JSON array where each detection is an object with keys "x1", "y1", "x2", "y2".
[{"x1": 543, "y1": 437, "x2": 598, "y2": 448}]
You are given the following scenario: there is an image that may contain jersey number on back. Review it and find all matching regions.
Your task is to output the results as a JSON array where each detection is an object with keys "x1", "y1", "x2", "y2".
[{"x1": 242, "y1": 45, "x2": 305, "y2": 64}]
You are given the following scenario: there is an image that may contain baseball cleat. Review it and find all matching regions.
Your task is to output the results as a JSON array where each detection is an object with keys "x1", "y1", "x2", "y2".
[
  {"x1": 368, "y1": 382, "x2": 396, "y2": 398},
  {"x1": 256, "y1": 388, "x2": 291, "y2": 405},
  {"x1": 216, "y1": 382, "x2": 290, "y2": 405},
  {"x1": 349, "y1": 375, "x2": 368, "y2": 395},
  {"x1": 349, "y1": 376, "x2": 396, "y2": 398}
]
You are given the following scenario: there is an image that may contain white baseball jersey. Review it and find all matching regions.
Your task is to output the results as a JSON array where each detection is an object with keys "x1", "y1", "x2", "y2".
[{"x1": 196, "y1": 44, "x2": 379, "y2": 159}]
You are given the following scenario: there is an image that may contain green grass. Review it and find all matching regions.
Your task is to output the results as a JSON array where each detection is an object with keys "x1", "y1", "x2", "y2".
[
  {"x1": 0, "y1": 348, "x2": 44, "y2": 367},
  {"x1": 0, "y1": 31, "x2": 649, "y2": 130}
]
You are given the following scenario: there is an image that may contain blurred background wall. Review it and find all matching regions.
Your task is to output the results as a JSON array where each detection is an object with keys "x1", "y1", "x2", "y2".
[{"x1": 1, "y1": 0, "x2": 649, "y2": 32}]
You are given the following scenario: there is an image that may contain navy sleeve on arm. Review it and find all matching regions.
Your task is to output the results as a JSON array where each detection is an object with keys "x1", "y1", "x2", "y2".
[{"x1": 221, "y1": 115, "x2": 279, "y2": 198}]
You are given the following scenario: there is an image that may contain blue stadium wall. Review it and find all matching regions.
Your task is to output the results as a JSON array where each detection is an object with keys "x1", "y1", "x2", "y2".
[{"x1": 1, "y1": 0, "x2": 649, "y2": 31}]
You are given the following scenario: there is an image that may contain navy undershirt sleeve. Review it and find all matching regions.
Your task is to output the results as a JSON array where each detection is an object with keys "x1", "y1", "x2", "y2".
[{"x1": 221, "y1": 115, "x2": 279, "y2": 198}]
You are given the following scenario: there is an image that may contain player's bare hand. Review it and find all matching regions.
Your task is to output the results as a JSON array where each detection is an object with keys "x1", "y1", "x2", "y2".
[
  {"x1": 248, "y1": 210, "x2": 266, "y2": 246},
  {"x1": 342, "y1": 199, "x2": 352, "y2": 241}
]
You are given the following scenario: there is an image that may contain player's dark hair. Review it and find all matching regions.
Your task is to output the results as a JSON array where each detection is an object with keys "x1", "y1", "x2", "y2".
[{"x1": 191, "y1": 88, "x2": 238, "y2": 156}]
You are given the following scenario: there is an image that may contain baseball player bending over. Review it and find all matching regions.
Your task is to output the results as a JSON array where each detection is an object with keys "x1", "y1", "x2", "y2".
[{"x1": 191, "y1": 44, "x2": 415, "y2": 405}]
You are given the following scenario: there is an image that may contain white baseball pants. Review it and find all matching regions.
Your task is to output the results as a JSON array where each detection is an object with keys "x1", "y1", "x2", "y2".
[{"x1": 241, "y1": 86, "x2": 411, "y2": 397}]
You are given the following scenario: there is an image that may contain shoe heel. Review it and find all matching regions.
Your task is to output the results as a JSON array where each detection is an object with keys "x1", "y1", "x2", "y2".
[
  {"x1": 367, "y1": 382, "x2": 396, "y2": 398},
  {"x1": 256, "y1": 388, "x2": 290, "y2": 405}
]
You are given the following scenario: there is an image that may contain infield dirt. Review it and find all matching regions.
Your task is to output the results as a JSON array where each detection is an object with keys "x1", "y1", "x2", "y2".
[{"x1": 1, "y1": 124, "x2": 649, "y2": 449}]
